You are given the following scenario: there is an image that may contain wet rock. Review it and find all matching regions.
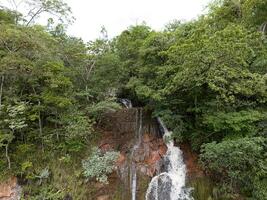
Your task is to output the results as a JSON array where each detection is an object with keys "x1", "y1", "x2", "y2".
[
  {"x1": 133, "y1": 148, "x2": 145, "y2": 162},
  {"x1": 149, "y1": 142, "x2": 159, "y2": 151},
  {"x1": 159, "y1": 145, "x2": 168, "y2": 157},
  {"x1": 146, "y1": 167, "x2": 156, "y2": 177},
  {"x1": 148, "y1": 151, "x2": 161, "y2": 165},
  {"x1": 146, "y1": 173, "x2": 172, "y2": 200},
  {"x1": 157, "y1": 174, "x2": 172, "y2": 200},
  {"x1": 143, "y1": 133, "x2": 154, "y2": 143},
  {"x1": 97, "y1": 108, "x2": 169, "y2": 197},
  {"x1": 139, "y1": 165, "x2": 147, "y2": 174},
  {"x1": 158, "y1": 139, "x2": 165, "y2": 146}
]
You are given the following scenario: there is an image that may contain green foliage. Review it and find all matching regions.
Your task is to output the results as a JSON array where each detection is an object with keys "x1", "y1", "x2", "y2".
[
  {"x1": 112, "y1": 0, "x2": 267, "y2": 198},
  {"x1": 35, "y1": 168, "x2": 50, "y2": 185},
  {"x1": 82, "y1": 147, "x2": 119, "y2": 184},
  {"x1": 0, "y1": 9, "x2": 17, "y2": 24},
  {"x1": 25, "y1": 185, "x2": 65, "y2": 200},
  {"x1": 86, "y1": 100, "x2": 121, "y2": 121},
  {"x1": 200, "y1": 137, "x2": 267, "y2": 199},
  {"x1": 203, "y1": 110, "x2": 266, "y2": 137},
  {"x1": 3, "y1": 102, "x2": 28, "y2": 131},
  {"x1": 0, "y1": 0, "x2": 266, "y2": 199},
  {"x1": 0, "y1": 1, "x2": 118, "y2": 198},
  {"x1": 60, "y1": 109, "x2": 93, "y2": 140}
]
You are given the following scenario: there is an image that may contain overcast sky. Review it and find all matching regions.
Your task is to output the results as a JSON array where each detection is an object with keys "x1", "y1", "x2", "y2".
[
  {"x1": 65, "y1": 0, "x2": 211, "y2": 41},
  {"x1": 2, "y1": 0, "x2": 211, "y2": 42}
]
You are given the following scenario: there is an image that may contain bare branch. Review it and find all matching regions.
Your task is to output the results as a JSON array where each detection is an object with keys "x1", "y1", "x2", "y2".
[
  {"x1": 26, "y1": 6, "x2": 43, "y2": 26},
  {"x1": 0, "y1": 75, "x2": 4, "y2": 107}
]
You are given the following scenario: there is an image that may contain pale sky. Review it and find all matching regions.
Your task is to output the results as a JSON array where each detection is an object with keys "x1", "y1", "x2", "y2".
[
  {"x1": 1, "y1": 0, "x2": 212, "y2": 42},
  {"x1": 65, "y1": 0, "x2": 211, "y2": 41}
]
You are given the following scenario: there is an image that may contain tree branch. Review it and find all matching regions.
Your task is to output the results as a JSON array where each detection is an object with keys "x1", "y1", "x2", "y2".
[
  {"x1": 26, "y1": 7, "x2": 43, "y2": 26},
  {"x1": 0, "y1": 75, "x2": 5, "y2": 107}
]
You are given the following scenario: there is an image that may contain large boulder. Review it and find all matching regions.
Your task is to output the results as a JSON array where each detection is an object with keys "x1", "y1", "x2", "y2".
[{"x1": 146, "y1": 173, "x2": 172, "y2": 200}]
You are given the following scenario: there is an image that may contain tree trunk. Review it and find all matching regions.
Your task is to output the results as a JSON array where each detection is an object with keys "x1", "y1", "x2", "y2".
[
  {"x1": 38, "y1": 100, "x2": 44, "y2": 152},
  {"x1": 0, "y1": 75, "x2": 4, "y2": 106},
  {"x1": 5, "y1": 144, "x2": 11, "y2": 169},
  {"x1": 32, "y1": 87, "x2": 44, "y2": 151},
  {"x1": 85, "y1": 85, "x2": 89, "y2": 102},
  {"x1": 84, "y1": 60, "x2": 96, "y2": 102},
  {"x1": 260, "y1": 22, "x2": 267, "y2": 38},
  {"x1": 26, "y1": 7, "x2": 43, "y2": 26}
]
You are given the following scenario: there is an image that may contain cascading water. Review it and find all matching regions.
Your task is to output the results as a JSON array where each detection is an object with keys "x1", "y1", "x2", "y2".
[
  {"x1": 119, "y1": 98, "x2": 193, "y2": 199},
  {"x1": 130, "y1": 108, "x2": 143, "y2": 200},
  {"x1": 120, "y1": 98, "x2": 133, "y2": 109},
  {"x1": 146, "y1": 118, "x2": 193, "y2": 200}
]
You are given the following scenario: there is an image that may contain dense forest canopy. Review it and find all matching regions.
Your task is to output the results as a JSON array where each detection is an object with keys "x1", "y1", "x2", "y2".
[{"x1": 0, "y1": 0, "x2": 266, "y2": 199}]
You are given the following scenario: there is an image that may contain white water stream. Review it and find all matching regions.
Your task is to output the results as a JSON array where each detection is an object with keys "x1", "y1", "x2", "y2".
[
  {"x1": 120, "y1": 98, "x2": 133, "y2": 109},
  {"x1": 120, "y1": 99, "x2": 141, "y2": 200},
  {"x1": 145, "y1": 118, "x2": 193, "y2": 200},
  {"x1": 131, "y1": 108, "x2": 142, "y2": 200}
]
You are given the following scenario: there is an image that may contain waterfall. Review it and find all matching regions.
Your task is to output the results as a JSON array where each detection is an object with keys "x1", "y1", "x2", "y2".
[
  {"x1": 130, "y1": 108, "x2": 143, "y2": 200},
  {"x1": 146, "y1": 118, "x2": 193, "y2": 200},
  {"x1": 119, "y1": 98, "x2": 193, "y2": 199},
  {"x1": 120, "y1": 98, "x2": 133, "y2": 108},
  {"x1": 131, "y1": 160, "x2": 137, "y2": 200}
]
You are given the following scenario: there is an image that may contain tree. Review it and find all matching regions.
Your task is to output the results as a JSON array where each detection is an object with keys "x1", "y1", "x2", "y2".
[
  {"x1": 0, "y1": 132, "x2": 14, "y2": 169},
  {"x1": 0, "y1": 102, "x2": 27, "y2": 169},
  {"x1": 2, "y1": 0, "x2": 74, "y2": 26},
  {"x1": 200, "y1": 137, "x2": 267, "y2": 199}
]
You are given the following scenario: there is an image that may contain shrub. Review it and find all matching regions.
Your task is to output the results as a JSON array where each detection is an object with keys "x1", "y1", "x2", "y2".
[
  {"x1": 200, "y1": 137, "x2": 267, "y2": 199},
  {"x1": 82, "y1": 147, "x2": 119, "y2": 184}
]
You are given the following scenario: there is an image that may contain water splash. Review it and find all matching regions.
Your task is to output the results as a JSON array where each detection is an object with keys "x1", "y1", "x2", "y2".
[
  {"x1": 146, "y1": 118, "x2": 193, "y2": 200},
  {"x1": 131, "y1": 162, "x2": 137, "y2": 200}
]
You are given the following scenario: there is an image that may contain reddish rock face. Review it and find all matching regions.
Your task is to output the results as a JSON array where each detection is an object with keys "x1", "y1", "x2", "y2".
[
  {"x1": 0, "y1": 177, "x2": 21, "y2": 200},
  {"x1": 99, "y1": 110, "x2": 168, "y2": 177},
  {"x1": 143, "y1": 133, "x2": 153, "y2": 143},
  {"x1": 112, "y1": 132, "x2": 168, "y2": 177},
  {"x1": 116, "y1": 153, "x2": 126, "y2": 166},
  {"x1": 95, "y1": 108, "x2": 168, "y2": 199},
  {"x1": 159, "y1": 144, "x2": 168, "y2": 157},
  {"x1": 99, "y1": 143, "x2": 113, "y2": 152},
  {"x1": 179, "y1": 143, "x2": 204, "y2": 179},
  {"x1": 0, "y1": 184, "x2": 12, "y2": 198},
  {"x1": 147, "y1": 151, "x2": 161, "y2": 165}
]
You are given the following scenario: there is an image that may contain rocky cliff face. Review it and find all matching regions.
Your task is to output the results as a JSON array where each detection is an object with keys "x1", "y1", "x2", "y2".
[
  {"x1": 100, "y1": 108, "x2": 167, "y2": 177},
  {"x1": 96, "y1": 108, "x2": 167, "y2": 200},
  {"x1": 0, "y1": 177, "x2": 21, "y2": 200}
]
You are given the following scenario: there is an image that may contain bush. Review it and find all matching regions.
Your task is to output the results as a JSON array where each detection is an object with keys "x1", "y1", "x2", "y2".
[
  {"x1": 200, "y1": 137, "x2": 267, "y2": 199},
  {"x1": 82, "y1": 147, "x2": 119, "y2": 184}
]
